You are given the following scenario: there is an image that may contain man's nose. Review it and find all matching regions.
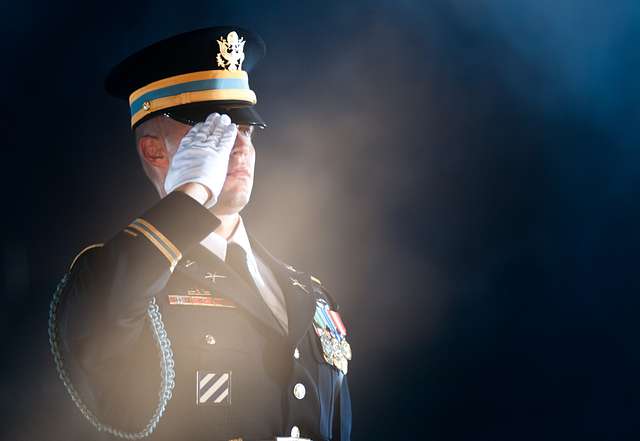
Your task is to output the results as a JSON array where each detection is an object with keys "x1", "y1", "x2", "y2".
[{"x1": 231, "y1": 134, "x2": 251, "y2": 155}]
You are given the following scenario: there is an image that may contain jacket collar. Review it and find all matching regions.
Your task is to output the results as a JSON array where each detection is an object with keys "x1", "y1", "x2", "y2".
[
  {"x1": 248, "y1": 236, "x2": 317, "y2": 348},
  {"x1": 176, "y1": 235, "x2": 318, "y2": 347},
  {"x1": 176, "y1": 243, "x2": 283, "y2": 334},
  {"x1": 199, "y1": 215, "x2": 253, "y2": 262}
]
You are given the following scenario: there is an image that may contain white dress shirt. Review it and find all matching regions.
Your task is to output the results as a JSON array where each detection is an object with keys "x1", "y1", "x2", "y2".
[{"x1": 200, "y1": 217, "x2": 289, "y2": 333}]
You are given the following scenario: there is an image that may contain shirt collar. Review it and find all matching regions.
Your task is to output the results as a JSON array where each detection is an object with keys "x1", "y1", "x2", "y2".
[{"x1": 200, "y1": 216, "x2": 253, "y2": 262}]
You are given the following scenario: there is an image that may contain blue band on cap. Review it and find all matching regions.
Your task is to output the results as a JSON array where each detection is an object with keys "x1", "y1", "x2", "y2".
[{"x1": 130, "y1": 78, "x2": 249, "y2": 115}]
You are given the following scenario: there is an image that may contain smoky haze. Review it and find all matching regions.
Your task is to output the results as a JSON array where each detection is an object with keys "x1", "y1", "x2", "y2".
[{"x1": 1, "y1": 1, "x2": 639, "y2": 440}]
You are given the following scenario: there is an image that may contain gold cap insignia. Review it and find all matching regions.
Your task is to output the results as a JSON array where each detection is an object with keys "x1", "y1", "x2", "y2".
[{"x1": 216, "y1": 31, "x2": 246, "y2": 71}]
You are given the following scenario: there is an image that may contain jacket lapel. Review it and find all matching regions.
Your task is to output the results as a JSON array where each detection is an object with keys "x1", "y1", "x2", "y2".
[
  {"x1": 175, "y1": 244, "x2": 282, "y2": 333},
  {"x1": 249, "y1": 237, "x2": 317, "y2": 348}
]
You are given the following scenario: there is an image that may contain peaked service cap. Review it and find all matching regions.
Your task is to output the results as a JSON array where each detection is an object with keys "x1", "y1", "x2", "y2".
[{"x1": 105, "y1": 26, "x2": 266, "y2": 130}]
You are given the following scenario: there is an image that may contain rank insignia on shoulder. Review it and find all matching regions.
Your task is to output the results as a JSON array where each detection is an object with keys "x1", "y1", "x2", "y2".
[
  {"x1": 196, "y1": 371, "x2": 231, "y2": 406},
  {"x1": 312, "y1": 299, "x2": 351, "y2": 374},
  {"x1": 168, "y1": 295, "x2": 236, "y2": 308}
]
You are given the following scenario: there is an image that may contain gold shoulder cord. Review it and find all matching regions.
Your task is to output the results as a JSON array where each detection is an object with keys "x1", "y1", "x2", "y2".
[{"x1": 48, "y1": 244, "x2": 176, "y2": 439}]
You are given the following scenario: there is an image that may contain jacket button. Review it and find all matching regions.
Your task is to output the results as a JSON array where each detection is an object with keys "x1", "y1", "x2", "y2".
[
  {"x1": 293, "y1": 383, "x2": 306, "y2": 400},
  {"x1": 204, "y1": 334, "x2": 216, "y2": 345},
  {"x1": 293, "y1": 347, "x2": 300, "y2": 359},
  {"x1": 290, "y1": 425, "x2": 300, "y2": 438}
]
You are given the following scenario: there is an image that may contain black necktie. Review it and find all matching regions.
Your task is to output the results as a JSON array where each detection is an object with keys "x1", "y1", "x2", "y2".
[
  {"x1": 225, "y1": 243, "x2": 257, "y2": 290},
  {"x1": 226, "y1": 242, "x2": 289, "y2": 334}
]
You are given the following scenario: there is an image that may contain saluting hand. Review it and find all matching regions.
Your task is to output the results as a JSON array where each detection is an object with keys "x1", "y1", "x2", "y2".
[{"x1": 164, "y1": 113, "x2": 238, "y2": 207}]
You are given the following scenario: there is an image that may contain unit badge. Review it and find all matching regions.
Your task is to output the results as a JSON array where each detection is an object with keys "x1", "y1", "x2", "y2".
[
  {"x1": 217, "y1": 31, "x2": 245, "y2": 71},
  {"x1": 196, "y1": 371, "x2": 231, "y2": 406},
  {"x1": 312, "y1": 299, "x2": 351, "y2": 374}
]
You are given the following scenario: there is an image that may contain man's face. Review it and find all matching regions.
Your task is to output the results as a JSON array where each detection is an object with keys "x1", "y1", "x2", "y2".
[
  {"x1": 214, "y1": 124, "x2": 256, "y2": 215},
  {"x1": 165, "y1": 120, "x2": 256, "y2": 215}
]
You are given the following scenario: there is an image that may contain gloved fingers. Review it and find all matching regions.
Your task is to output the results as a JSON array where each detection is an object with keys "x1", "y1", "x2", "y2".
[
  {"x1": 201, "y1": 112, "x2": 228, "y2": 139},
  {"x1": 178, "y1": 112, "x2": 236, "y2": 151},
  {"x1": 194, "y1": 121, "x2": 212, "y2": 144},
  {"x1": 187, "y1": 122, "x2": 205, "y2": 138},
  {"x1": 218, "y1": 123, "x2": 238, "y2": 151},
  {"x1": 181, "y1": 122, "x2": 205, "y2": 146},
  {"x1": 208, "y1": 113, "x2": 233, "y2": 148},
  {"x1": 200, "y1": 112, "x2": 221, "y2": 136},
  {"x1": 219, "y1": 113, "x2": 232, "y2": 126}
]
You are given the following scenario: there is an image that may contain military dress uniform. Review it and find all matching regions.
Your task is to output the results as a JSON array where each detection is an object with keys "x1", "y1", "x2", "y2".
[
  {"x1": 49, "y1": 26, "x2": 352, "y2": 441},
  {"x1": 55, "y1": 192, "x2": 352, "y2": 441}
]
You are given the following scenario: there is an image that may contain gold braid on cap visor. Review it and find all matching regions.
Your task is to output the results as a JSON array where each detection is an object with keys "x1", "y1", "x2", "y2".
[{"x1": 129, "y1": 70, "x2": 257, "y2": 127}]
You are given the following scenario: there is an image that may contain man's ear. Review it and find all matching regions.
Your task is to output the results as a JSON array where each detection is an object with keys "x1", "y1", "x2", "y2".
[{"x1": 138, "y1": 135, "x2": 170, "y2": 169}]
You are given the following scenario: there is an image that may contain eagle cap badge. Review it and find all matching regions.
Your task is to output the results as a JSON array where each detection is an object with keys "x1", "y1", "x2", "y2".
[{"x1": 216, "y1": 31, "x2": 246, "y2": 71}]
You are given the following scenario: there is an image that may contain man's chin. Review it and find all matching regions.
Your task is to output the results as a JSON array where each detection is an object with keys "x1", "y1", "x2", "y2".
[{"x1": 210, "y1": 190, "x2": 251, "y2": 216}]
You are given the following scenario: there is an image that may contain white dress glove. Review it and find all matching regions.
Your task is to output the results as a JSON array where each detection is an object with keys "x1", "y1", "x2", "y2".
[{"x1": 164, "y1": 113, "x2": 238, "y2": 208}]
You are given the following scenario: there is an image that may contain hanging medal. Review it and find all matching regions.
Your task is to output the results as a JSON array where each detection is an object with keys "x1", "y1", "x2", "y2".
[{"x1": 312, "y1": 299, "x2": 352, "y2": 374}]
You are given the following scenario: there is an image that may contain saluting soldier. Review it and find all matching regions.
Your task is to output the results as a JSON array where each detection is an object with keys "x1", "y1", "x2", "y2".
[{"x1": 49, "y1": 26, "x2": 352, "y2": 441}]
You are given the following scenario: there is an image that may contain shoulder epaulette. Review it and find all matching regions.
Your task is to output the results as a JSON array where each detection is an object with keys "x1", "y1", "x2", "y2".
[{"x1": 69, "y1": 243, "x2": 104, "y2": 272}]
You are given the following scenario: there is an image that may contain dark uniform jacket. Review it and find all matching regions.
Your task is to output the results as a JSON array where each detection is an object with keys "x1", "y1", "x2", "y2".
[{"x1": 56, "y1": 192, "x2": 352, "y2": 441}]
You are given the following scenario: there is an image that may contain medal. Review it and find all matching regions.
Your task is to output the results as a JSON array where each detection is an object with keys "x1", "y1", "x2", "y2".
[
  {"x1": 312, "y1": 300, "x2": 351, "y2": 374},
  {"x1": 340, "y1": 340, "x2": 352, "y2": 360}
]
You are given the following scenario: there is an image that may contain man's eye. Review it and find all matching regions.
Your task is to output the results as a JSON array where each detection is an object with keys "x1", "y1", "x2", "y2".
[{"x1": 238, "y1": 126, "x2": 253, "y2": 137}]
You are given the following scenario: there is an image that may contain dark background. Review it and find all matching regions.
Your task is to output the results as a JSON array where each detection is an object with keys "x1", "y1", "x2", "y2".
[{"x1": 2, "y1": 0, "x2": 640, "y2": 440}]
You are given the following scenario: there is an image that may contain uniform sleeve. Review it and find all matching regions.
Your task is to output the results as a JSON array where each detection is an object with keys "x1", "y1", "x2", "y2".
[{"x1": 56, "y1": 191, "x2": 219, "y2": 428}]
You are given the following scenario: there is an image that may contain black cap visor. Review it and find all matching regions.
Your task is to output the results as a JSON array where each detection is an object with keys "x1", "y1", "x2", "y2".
[{"x1": 147, "y1": 101, "x2": 266, "y2": 129}]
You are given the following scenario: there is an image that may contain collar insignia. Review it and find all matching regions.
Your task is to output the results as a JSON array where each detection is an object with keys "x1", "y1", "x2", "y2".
[
  {"x1": 205, "y1": 272, "x2": 227, "y2": 283},
  {"x1": 289, "y1": 277, "x2": 309, "y2": 294}
]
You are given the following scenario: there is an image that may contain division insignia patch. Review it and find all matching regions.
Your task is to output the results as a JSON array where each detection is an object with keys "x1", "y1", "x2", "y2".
[{"x1": 196, "y1": 371, "x2": 231, "y2": 406}]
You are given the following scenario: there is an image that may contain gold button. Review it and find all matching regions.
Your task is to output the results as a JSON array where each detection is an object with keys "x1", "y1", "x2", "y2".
[
  {"x1": 204, "y1": 334, "x2": 216, "y2": 345},
  {"x1": 143, "y1": 101, "x2": 151, "y2": 111},
  {"x1": 290, "y1": 425, "x2": 300, "y2": 438},
  {"x1": 293, "y1": 347, "x2": 300, "y2": 359},
  {"x1": 293, "y1": 383, "x2": 306, "y2": 400}
]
